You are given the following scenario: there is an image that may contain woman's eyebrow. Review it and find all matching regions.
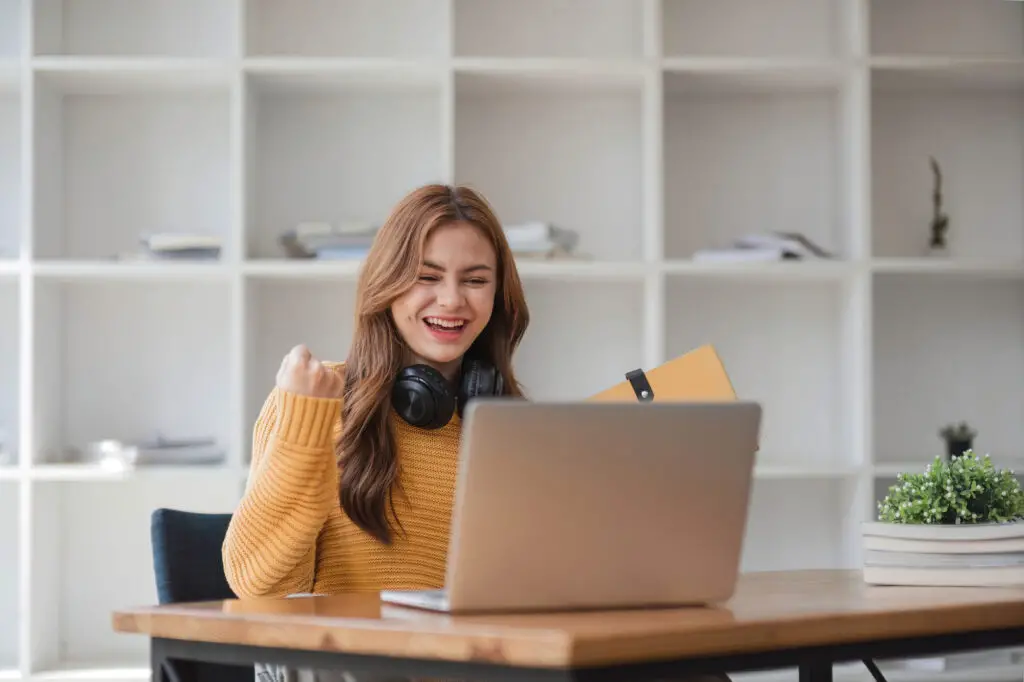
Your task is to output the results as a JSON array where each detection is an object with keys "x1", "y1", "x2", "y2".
[{"x1": 423, "y1": 260, "x2": 493, "y2": 273}]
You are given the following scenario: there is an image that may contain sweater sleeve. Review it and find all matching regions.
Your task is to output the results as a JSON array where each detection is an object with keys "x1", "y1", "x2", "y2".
[{"x1": 222, "y1": 385, "x2": 341, "y2": 598}]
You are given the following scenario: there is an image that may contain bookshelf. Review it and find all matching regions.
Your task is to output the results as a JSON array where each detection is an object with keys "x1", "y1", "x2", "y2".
[{"x1": 0, "y1": 0, "x2": 1022, "y2": 680}]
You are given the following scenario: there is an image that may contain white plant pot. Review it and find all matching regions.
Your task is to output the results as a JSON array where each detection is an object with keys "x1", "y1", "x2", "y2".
[{"x1": 861, "y1": 520, "x2": 1024, "y2": 587}]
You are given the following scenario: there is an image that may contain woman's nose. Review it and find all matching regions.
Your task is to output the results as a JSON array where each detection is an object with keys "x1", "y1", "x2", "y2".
[{"x1": 437, "y1": 281, "x2": 464, "y2": 308}]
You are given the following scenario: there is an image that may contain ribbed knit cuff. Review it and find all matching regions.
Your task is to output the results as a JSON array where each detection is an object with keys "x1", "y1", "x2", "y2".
[{"x1": 276, "y1": 390, "x2": 341, "y2": 449}]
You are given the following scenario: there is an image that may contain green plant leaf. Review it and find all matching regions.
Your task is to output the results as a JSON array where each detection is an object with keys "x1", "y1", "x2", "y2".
[{"x1": 877, "y1": 451, "x2": 1024, "y2": 524}]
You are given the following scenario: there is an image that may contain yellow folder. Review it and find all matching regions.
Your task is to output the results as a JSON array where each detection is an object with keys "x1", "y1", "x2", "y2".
[{"x1": 588, "y1": 345, "x2": 738, "y2": 403}]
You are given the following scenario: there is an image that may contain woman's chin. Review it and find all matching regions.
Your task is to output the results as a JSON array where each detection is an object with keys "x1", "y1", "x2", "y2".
[{"x1": 411, "y1": 340, "x2": 473, "y2": 371}]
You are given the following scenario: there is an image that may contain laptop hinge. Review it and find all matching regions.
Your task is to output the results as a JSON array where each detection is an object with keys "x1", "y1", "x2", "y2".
[{"x1": 625, "y1": 368, "x2": 654, "y2": 402}]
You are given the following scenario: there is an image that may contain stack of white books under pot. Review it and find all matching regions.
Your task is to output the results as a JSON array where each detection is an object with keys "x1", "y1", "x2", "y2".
[{"x1": 862, "y1": 520, "x2": 1024, "y2": 587}]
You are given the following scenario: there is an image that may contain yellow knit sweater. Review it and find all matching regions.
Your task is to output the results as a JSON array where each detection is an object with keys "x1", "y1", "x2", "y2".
[{"x1": 222, "y1": 362, "x2": 461, "y2": 598}]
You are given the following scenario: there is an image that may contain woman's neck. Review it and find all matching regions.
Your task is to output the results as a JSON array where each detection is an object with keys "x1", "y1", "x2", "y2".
[{"x1": 407, "y1": 353, "x2": 461, "y2": 383}]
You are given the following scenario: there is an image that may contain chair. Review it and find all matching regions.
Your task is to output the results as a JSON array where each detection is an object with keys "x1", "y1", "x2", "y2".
[{"x1": 150, "y1": 508, "x2": 254, "y2": 682}]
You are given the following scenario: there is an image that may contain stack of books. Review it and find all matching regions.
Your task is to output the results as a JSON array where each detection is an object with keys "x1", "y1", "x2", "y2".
[
  {"x1": 862, "y1": 520, "x2": 1024, "y2": 586},
  {"x1": 77, "y1": 434, "x2": 225, "y2": 469},
  {"x1": 279, "y1": 221, "x2": 378, "y2": 260},
  {"x1": 503, "y1": 221, "x2": 580, "y2": 259},
  {"x1": 118, "y1": 233, "x2": 222, "y2": 261},
  {"x1": 692, "y1": 231, "x2": 834, "y2": 263}
]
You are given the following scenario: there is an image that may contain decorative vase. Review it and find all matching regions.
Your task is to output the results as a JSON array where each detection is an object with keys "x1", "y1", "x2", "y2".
[{"x1": 945, "y1": 438, "x2": 973, "y2": 459}]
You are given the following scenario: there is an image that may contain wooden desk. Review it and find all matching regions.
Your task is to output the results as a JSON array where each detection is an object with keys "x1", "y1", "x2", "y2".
[{"x1": 113, "y1": 570, "x2": 1024, "y2": 682}]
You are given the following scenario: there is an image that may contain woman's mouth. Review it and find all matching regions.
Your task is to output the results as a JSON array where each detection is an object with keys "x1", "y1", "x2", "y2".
[{"x1": 423, "y1": 316, "x2": 468, "y2": 341}]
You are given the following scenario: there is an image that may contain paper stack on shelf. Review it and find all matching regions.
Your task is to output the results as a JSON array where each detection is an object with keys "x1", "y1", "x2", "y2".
[
  {"x1": 504, "y1": 221, "x2": 581, "y2": 259},
  {"x1": 692, "y1": 231, "x2": 834, "y2": 263},
  {"x1": 74, "y1": 433, "x2": 226, "y2": 469},
  {"x1": 141, "y1": 233, "x2": 221, "y2": 260},
  {"x1": 115, "y1": 232, "x2": 222, "y2": 261},
  {"x1": 279, "y1": 221, "x2": 378, "y2": 260}
]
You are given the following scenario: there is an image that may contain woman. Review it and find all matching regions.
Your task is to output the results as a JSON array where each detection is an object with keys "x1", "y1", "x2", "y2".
[
  {"x1": 222, "y1": 183, "x2": 529, "y2": 681},
  {"x1": 223, "y1": 183, "x2": 529, "y2": 600}
]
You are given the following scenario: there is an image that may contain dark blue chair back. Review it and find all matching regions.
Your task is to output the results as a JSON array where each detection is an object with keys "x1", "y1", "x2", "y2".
[{"x1": 150, "y1": 508, "x2": 253, "y2": 682}]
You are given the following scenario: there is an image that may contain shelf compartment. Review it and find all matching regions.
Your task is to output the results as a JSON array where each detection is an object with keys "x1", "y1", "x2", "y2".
[
  {"x1": 28, "y1": 477, "x2": 241, "y2": 673},
  {"x1": 0, "y1": 481, "x2": 17, "y2": 673},
  {"x1": 870, "y1": 65, "x2": 1024, "y2": 260},
  {"x1": 665, "y1": 277, "x2": 851, "y2": 467},
  {"x1": 0, "y1": 281, "x2": 17, "y2": 468},
  {"x1": 872, "y1": 274, "x2": 1024, "y2": 469},
  {"x1": 514, "y1": 280, "x2": 644, "y2": 400},
  {"x1": 661, "y1": 0, "x2": 843, "y2": 59},
  {"x1": 0, "y1": 0, "x2": 22, "y2": 59},
  {"x1": 32, "y1": 69, "x2": 232, "y2": 261},
  {"x1": 869, "y1": 0, "x2": 1024, "y2": 59},
  {"x1": 452, "y1": 0, "x2": 643, "y2": 59},
  {"x1": 454, "y1": 70, "x2": 644, "y2": 263},
  {"x1": 245, "y1": 70, "x2": 443, "y2": 260},
  {"x1": 0, "y1": 83, "x2": 18, "y2": 261},
  {"x1": 31, "y1": 280, "x2": 234, "y2": 467},
  {"x1": 663, "y1": 70, "x2": 848, "y2": 261},
  {"x1": 243, "y1": 279, "x2": 354, "y2": 462},
  {"x1": 741, "y1": 479, "x2": 857, "y2": 572},
  {"x1": 32, "y1": 0, "x2": 238, "y2": 57},
  {"x1": 244, "y1": 0, "x2": 446, "y2": 59}
]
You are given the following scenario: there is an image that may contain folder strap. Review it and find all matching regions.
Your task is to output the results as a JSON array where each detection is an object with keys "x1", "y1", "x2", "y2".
[{"x1": 625, "y1": 368, "x2": 654, "y2": 402}]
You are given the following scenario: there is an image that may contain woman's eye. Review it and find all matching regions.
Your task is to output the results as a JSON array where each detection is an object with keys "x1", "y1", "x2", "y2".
[{"x1": 418, "y1": 274, "x2": 439, "y2": 282}]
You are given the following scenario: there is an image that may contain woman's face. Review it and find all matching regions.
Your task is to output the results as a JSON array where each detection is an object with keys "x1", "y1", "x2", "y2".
[{"x1": 390, "y1": 221, "x2": 498, "y2": 380}]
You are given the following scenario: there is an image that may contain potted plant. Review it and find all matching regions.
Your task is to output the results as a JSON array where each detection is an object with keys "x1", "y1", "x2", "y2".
[
  {"x1": 940, "y1": 421, "x2": 977, "y2": 460},
  {"x1": 863, "y1": 452, "x2": 1024, "y2": 586},
  {"x1": 876, "y1": 451, "x2": 1024, "y2": 526}
]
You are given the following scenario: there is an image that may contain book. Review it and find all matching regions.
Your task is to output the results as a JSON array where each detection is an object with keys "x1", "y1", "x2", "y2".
[
  {"x1": 863, "y1": 534, "x2": 1024, "y2": 554},
  {"x1": 861, "y1": 520, "x2": 1024, "y2": 586},
  {"x1": 862, "y1": 520, "x2": 1024, "y2": 541},
  {"x1": 863, "y1": 565, "x2": 1024, "y2": 587}
]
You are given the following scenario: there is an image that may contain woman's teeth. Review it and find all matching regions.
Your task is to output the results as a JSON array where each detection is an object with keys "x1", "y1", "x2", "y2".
[{"x1": 425, "y1": 317, "x2": 465, "y2": 330}]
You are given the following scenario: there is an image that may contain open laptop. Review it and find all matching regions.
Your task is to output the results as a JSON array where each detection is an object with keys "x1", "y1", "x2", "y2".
[{"x1": 380, "y1": 399, "x2": 762, "y2": 614}]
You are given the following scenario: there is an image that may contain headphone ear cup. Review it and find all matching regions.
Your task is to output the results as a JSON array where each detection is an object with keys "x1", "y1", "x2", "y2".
[
  {"x1": 392, "y1": 365, "x2": 456, "y2": 429},
  {"x1": 458, "y1": 359, "x2": 501, "y2": 418}
]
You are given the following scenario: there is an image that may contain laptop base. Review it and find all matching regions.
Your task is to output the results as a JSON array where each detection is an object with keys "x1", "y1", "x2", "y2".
[{"x1": 380, "y1": 589, "x2": 451, "y2": 612}]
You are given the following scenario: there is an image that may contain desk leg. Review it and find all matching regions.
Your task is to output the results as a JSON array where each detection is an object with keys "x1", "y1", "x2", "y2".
[
  {"x1": 799, "y1": 663, "x2": 832, "y2": 682},
  {"x1": 151, "y1": 638, "x2": 185, "y2": 682}
]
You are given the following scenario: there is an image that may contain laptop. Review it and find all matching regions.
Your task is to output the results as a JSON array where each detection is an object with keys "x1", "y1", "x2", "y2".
[{"x1": 380, "y1": 399, "x2": 762, "y2": 614}]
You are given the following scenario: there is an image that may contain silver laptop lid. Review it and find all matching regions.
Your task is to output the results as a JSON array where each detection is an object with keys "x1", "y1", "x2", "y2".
[{"x1": 442, "y1": 399, "x2": 762, "y2": 612}]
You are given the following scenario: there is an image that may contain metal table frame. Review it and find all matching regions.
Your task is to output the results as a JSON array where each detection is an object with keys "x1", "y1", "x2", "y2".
[{"x1": 151, "y1": 624, "x2": 1024, "y2": 682}]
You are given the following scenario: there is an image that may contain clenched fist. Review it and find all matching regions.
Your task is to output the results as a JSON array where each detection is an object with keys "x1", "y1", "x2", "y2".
[{"x1": 276, "y1": 344, "x2": 344, "y2": 399}]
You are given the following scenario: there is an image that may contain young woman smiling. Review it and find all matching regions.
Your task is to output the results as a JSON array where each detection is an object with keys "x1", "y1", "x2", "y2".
[{"x1": 223, "y1": 183, "x2": 530, "y2": 605}]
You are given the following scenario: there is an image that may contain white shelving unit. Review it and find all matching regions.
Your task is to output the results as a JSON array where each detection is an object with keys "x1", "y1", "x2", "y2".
[{"x1": 0, "y1": 1, "x2": 1022, "y2": 681}]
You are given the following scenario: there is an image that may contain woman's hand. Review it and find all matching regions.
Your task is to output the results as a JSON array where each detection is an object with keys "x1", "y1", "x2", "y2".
[{"x1": 275, "y1": 344, "x2": 344, "y2": 399}]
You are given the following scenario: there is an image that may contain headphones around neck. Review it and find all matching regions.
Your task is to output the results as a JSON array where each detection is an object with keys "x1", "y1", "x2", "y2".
[{"x1": 391, "y1": 356, "x2": 503, "y2": 429}]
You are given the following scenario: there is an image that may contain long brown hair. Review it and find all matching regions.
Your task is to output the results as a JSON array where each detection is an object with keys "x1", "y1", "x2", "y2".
[{"x1": 337, "y1": 184, "x2": 530, "y2": 544}]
